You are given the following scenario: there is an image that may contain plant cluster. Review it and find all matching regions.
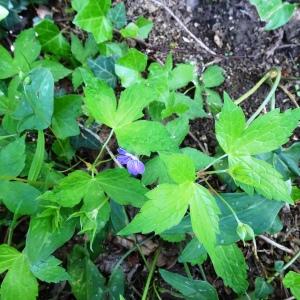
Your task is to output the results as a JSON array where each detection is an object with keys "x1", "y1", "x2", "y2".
[{"x1": 0, "y1": 0, "x2": 299, "y2": 299}]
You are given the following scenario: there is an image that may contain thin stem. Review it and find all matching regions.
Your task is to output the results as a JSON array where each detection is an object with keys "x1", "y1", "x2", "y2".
[
  {"x1": 258, "y1": 235, "x2": 294, "y2": 254},
  {"x1": 200, "y1": 169, "x2": 228, "y2": 176},
  {"x1": 235, "y1": 71, "x2": 273, "y2": 105},
  {"x1": 142, "y1": 249, "x2": 160, "y2": 300},
  {"x1": 201, "y1": 154, "x2": 228, "y2": 172},
  {"x1": 205, "y1": 179, "x2": 240, "y2": 225},
  {"x1": 183, "y1": 262, "x2": 193, "y2": 279},
  {"x1": 268, "y1": 250, "x2": 300, "y2": 283},
  {"x1": 93, "y1": 129, "x2": 114, "y2": 168},
  {"x1": 153, "y1": 281, "x2": 163, "y2": 300},
  {"x1": 7, "y1": 214, "x2": 18, "y2": 246},
  {"x1": 247, "y1": 69, "x2": 281, "y2": 125},
  {"x1": 198, "y1": 264, "x2": 207, "y2": 281}
]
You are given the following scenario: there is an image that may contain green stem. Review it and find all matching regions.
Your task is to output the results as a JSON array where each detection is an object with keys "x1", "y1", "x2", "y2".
[
  {"x1": 183, "y1": 262, "x2": 193, "y2": 279},
  {"x1": 247, "y1": 68, "x2": 281, "y2": 125},
  {"x1": 142, "y1": 249, "x2": 160, "y2": 300},
  {"x1": 153, "y1": 281, "x2": 163, "y2": 300},
  {"x1": 198, "y1": 264, "x2": 207, "y2": 281},
  {"x1": 205, "y1": 179, "x2": 241, "y2": 225},
  {"x1": 201, "y1": 154, "x2": 228, "y2": 172},
  {"x1": 268, "y1": 250, "x2": 300, "y2": 283},
  {"x1": 93, "y1": 129, "x2": 114, "y2": 169},
  {"x1": 7, "y1": 214, "x2": 18, "y2": 246},
  {"x1": 235, "y1": 70, "x2": 273, "y2": 105},
  {"x1": 201, "y1": 169, "x2": 228, "y2": 176}
]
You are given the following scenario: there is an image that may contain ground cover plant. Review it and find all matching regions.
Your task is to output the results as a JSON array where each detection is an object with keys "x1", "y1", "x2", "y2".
[{"x1": 0, "y1": 0, "x2": 299, "y2": 299}]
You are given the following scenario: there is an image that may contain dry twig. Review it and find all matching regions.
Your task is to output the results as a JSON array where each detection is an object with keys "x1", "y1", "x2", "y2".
[{"x1": 258, "y1": 235, "x2": 295, "y2": 255}]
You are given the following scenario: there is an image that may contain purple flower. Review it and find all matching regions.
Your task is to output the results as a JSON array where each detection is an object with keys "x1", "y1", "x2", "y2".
[{"x1": 117, "y1": 148, "x2": 145, "y2": 176}]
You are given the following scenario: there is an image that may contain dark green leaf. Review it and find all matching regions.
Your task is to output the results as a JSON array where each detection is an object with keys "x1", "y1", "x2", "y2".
[
  {"x1": 107, "y1": 2, "x2": 127, "y2": 29},
  {"x1": 179, "y1": 238, "x2": 207, "y2": 265}
]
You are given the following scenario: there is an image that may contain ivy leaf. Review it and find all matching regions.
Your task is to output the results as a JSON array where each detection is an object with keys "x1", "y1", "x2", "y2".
[
  {"x1": 0, "y1": 244, "x2": 21, "y2": 274},
  {"x1": 232, "y1": 108, "x2": 300, "y2": 156},
  {"x1": 96, "y1": 169, "x2": 148, "y2": 207},
  {"x1": 0, "y1": 136, "x2": 25, "y2": 177},
  {"x1": 32, "y1": 59, "x2": 72, "y2": 82},
  {"x1": 160, "y1": 153, "x2": 195, "y2": 184},
  {"x1": 120, "y1": 17, "x2": 153, "y2": 40},
  {"x1": 169, "y1": 64, "x2": 196, "y2": 90},
  {"x1": 116, "y1": 120, "x2": 177, "y2": 156},
  {"x1": 107, "y1": 267, "x2": 125, "y2": 300},
  {"x1": 73, "y1": 0, "x2": 113, "y2": 43},
  {"x1": 71, "y1": 33, "x2": 98, "y2": 64},
  {"x1": 181, "y1": 147, "x2": 214, "y2": 171},
  {"x1": 119, "y1": 183, "x2": 193, "y2": 235},
  {"x1": 202, "y1": 65, "x2": 225, "y2": 88},
  {"x1": 14, "y1": 28, "x2": 41, "y2": 73},
  {"x1": 107, "y1": 2, "x2": 127, "y2": 29},
  {"x1": 0, "y1": 181, "x2": 40, "y2": 215},
  {"x1": 52, "y1": 95, "x2": 82, "y2": 139},
  {"x1": 283, "y1": 271, "x2": 300, "y2": 299},
  {"x1": 68, "y1": 245, "x2": 106, "y2": 300},
  {"x1": 25, "y1": 215, "x2": 75, "y2": 264},
  {"x1": 88, "y1": 56, "x2": 117, "y2": 88},
  {"x1": 30, "y1": 256, "x2": 70, "y2": 283},
  {"x1": 159, "y1": 269, "x2": 218, "y2": 300},
  {"x1": 254, "y1": 277, "x2": 274, "y2": 299},
  {"x1": 84, "y1": 77, "x2": 117, "y2": 128},
  {"x1": 1, "y1": 255, "x2": 38, "y2": 300},
  {"x1": 210, "y1": 244, "x2": 248, "y2": 294},
  {"x1": 229, "y1": 155, "x2": 292, "y2": 203},
  {"x1": 35, "y1": 19, "x2": 70, "y2": 57},
  {"x1": 189, "y1": 183, "x2": 220, "y2": 254},
  {"x1": 115, "y1": 48, "x2": 147, "y2": 87},
  {"x1": 13, "y1": 68, "x2": 54, "y2": 131}
]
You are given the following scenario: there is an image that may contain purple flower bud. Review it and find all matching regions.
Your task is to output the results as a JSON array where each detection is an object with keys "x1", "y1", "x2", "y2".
[{"x1": 116, "y1": 148, "x2": 145, "y2": 176}]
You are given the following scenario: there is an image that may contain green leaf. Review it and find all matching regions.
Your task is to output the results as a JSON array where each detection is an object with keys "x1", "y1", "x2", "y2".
[
  {"x1": 181, "y1": 147, "x2": 214, "y2": 171},
  {"x1": 0, "y1": 181, "x2": 40, "y2": 215},
  {"x1": 31, "y1": 256, "x2": 70, "y2": 283},
  {"x1": 169, "y1": 64, "x2": 195, "y2": 90},
  {"x1": 88, "y1": 56, "x2": 117, "y2": 88},
  {"x1": 1, "y1": 255, "x2": 38, "y2": 300},
  {"x1": 107, "y1": 2, "x2": 127, "y2": 29},
  {"x1": 254, "y1": 277, "x2": 274, "y2": 299},
  {"x1": 115, "y1": 48, "x2": 147, "y2": 87},
  {"x1": 229, "y1": 155, "x2": 292, "y2": 203},
  {"x1": 72, "y1": 0, "x2": 89, "y2": 11},
  {"x1": 0, "y1": 5, "x2": 8, "y2": 21},
  {"x1": 84, "y1": 77, "x2": 117, "y2": 128},
  {"x1": 216, "y1": 96, "x2": 300, "y2": 156},
  {"x1": 189, "y1": 183, "x2": 220, "y2": 253},
  {"x1": 233, "y1": 108, "x2": 300, "y2": 156},
  {"x1": 52, "y1": 138, "x2": 75, "y2": 162},
  {"x1": 25, "y1": 215, "x2": 75, "y2": 264},
  {"x1": 215, "y1": 94, "x2": 246, "y2": 155},
  {"x1": 114, "y1": 82, "x2": 155, "y2": 128},
  {"x1": 71, "y1": 33, "x2": 98, "y2": 64},
  {"x1": 28, "y1": 130, "x2": 45, "y2": 182},
  {"x1": 166, "y1": 116, "x2": 189, "y2": 145},
  {"x1": 52, "y1": 95, "x2": 82, "y2": 139},
  {"x1": 279, "y1": 142, "x2": 300, "y2": 176},
  {"x1": 119, "y1": 182, "x2": 193, "y2": 235},
  {"x1": 0, "y1": 136, "x2": 25, "y2": 177},
  {"x1": 68, "y1": 245, "x2": 106, "y2": 300},
  {"x1": 142, "y1": 156, "x2": 173, "y2": 186},
  {"x1": 120, "y1": 17, "x2": 153, "y2": 40},
  {"x1": 0, "y1": 244, "x2": 21, "y2": 274},
  {"x1": 116, "y1": 120, "x2": 177, "y2": 156},
  {"x1": 0, "y1": 46, "x2": 17, "y2": 79},
  {"x1": 73, "y1": 0, "x2": 113, "y2": 43},
  {"x1": 205, "y1": 89, "x2": 223, "y2": 114},
  {"x1": 32, "y1": 59, "x2": 72, "y2": 82},
  {"x1": 35, "y1": 19, "x2": 70, "y2": 57},
  {"x1": 178, "y1": 238, "x2": 207, "y2": 265},
  {"x1": 13, "y1": 28, "x2": 41, "y2": 73},
  {"x1": 13, "y1": 68, "x2": 54, "y2": 131},
  {"x1": 160, "y1": 153, "x2": 195, "y2": 184},
  {"x1": 159, "y1": 269, "x2": 218, "y2": 300},
  {"x1": 99, "y1": 42, "x2": 128, "y2": 57},
  {"x1": 216, "y1": 193, "x2": 283, "y2": 244},
  {"x1": 202, "y1": 65, "x2": 225, "y2": 88},
  {"x1": 107, "y1": 268, "x2": 125, "y2": 300},
  {"x1": 210, "y1": 244, "x2": 248, "y2": 294},
  {"x1": 96, "y1": 168, "x2": 148, "y2": 207},
  {"x1": 283, "y1": 271, "x2": 300, "y2": 299}
]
